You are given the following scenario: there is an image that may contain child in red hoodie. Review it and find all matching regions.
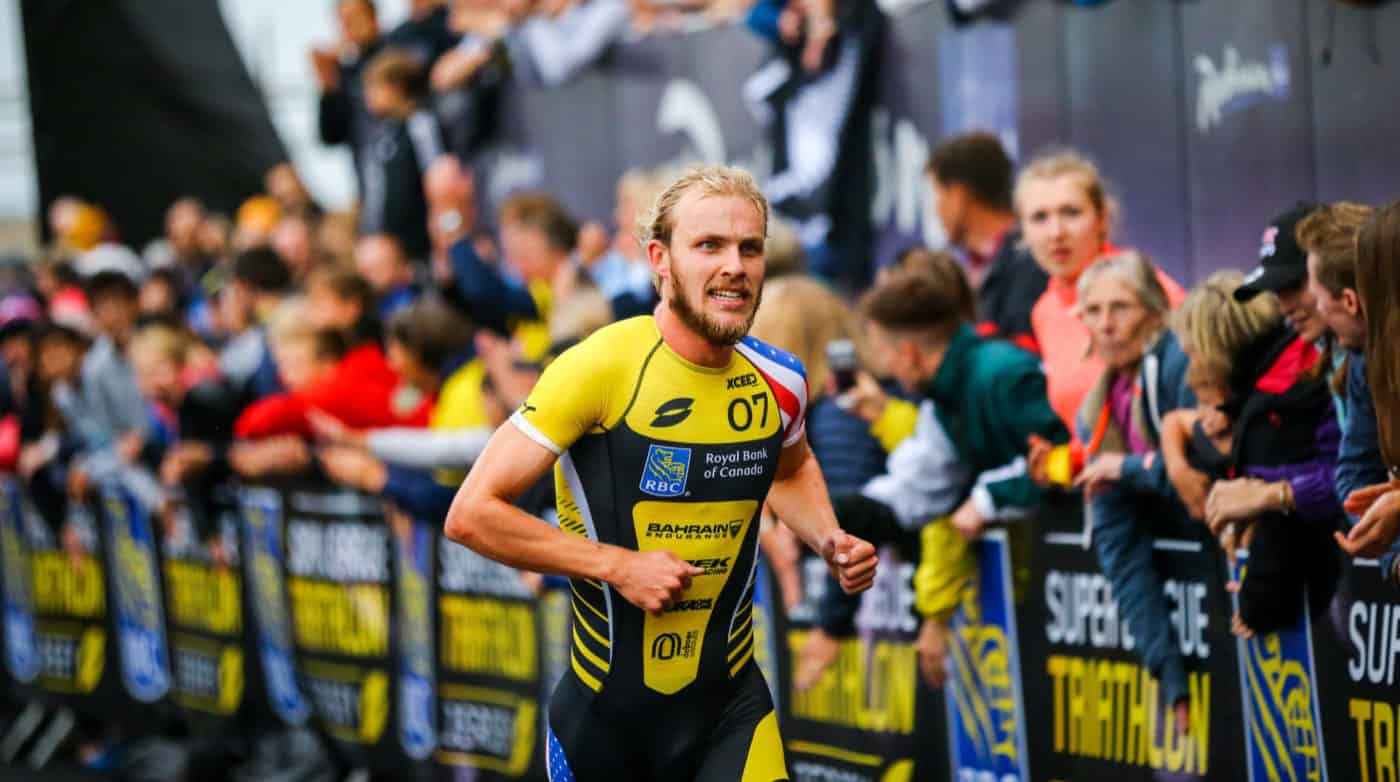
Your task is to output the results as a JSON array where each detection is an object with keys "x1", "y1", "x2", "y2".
[{"x1": 234, "y1": 318, "x2": 430, "y2": 439}]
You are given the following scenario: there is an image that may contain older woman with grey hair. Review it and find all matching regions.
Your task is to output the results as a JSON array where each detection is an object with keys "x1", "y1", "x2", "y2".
[{"x1": 1030, "y1": 250, "x2": 1196, "y2": 730}]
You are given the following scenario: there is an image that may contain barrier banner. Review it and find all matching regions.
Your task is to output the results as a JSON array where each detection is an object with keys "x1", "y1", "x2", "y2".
[
  {"x1": 771, "y1": 547, "x2": 921, "y2": 782},
  {"x1": 97, "y1": 483, "x2": 172, "y2": 706},
  {"x1": 1020, "y1": 503, "x2": 1246, "y2": 782},
  {"x1": 160, "y1": 488, "x2": 250, "y2": 728},
  {"x1": 1310, "y1": 556, "x2": 1399, "y2": 782},
  {"x1": 393, "y1": 520, "x2": 437, "y2": 763},
  {"x1": 1231, "y1": 552, "x2": 1328, "y2": 782},
  {"x1": 1, "y1": 479, "x2": 40, "y2": 689},
  {"x1": 433, "y1": 536, "x2": 546, "y2": 779},
  {"x1": 280, "y1": 485, "x2": 401, "y2": 768},
  {"x1": 30, "y1": 500, "x2": 120, "y2": 712},
  {"x1": 236, "y1": 484, "x2": 311, "y2": 727},
  {"x1": 944, "y1": 529, "x2": 1030, "y2": 782}
]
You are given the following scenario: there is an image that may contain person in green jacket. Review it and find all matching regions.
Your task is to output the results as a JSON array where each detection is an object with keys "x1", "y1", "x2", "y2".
[{"x1": 852, "y1": 267, "x2": 1069, "y2": 686}]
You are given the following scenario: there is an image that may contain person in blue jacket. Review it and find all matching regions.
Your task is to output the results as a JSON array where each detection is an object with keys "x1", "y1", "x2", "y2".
[{"x1": 1030, "y1": 251, "x2": 1195, "y2": 729}]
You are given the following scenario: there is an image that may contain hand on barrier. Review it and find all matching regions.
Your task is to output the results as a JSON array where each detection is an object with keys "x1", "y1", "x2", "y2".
[
  {"x1": 821, "y1": 530, "x2": 877, "y2": 594},
  {"x1": 307, "y1": 409, "x2": 366, "y2": 449},
  {"x1": 950, "y1": 498, "x2": 985, "y2": 542},
  {"x1": 67, "y1": 465, "x2": 91, "y2": 500},
  {"x1": 1343, "y1": 479, "x2": 1400, "y2": 518},
  {"x1": 609, "y1": 549, "x2": 705, "y2": 616},
  {"x1": 1335, "y1": 486, "x2": 1400, "y2": 559},
  {"x1": 317, "y1": 446, "x2": 388, "y2": 494},
  {"x1": 1074, "y1": 452, "x2": 1123, "y2": 498},
  {"x1": 1205, "y1": 478, "x2": 1279, "y2": 536},
  {"x1": 793, "y1": 629, "x2": 840, "y2": 691},
  {"x1": 117, "y1": 431, "x2": 144, "y2": 464},
  {"x1": 1220, "y1": 522, "x2": 1256, "y2": 593},
  {"x1": 160, "y1": 442, "x2": 213, "y2": 485},
  {"x1": 230, "y1": 436, "x2": 311, "y2": 478},
  {"x1": 915, "y1": 619, "x2": 949, "y2": 689}
]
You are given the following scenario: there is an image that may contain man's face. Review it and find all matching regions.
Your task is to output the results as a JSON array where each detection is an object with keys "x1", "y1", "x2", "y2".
[
  {"x1": 92, "y1": 292, "x2": 138, "y2": 342},
  {"x1": 1307, "y1": 253, "x2": 1365, "y2": 350},
  {"x1": 305, "y1": 285, "x2": 361, "y2": 332},
  {"x1": 166, "y1": 201, "x2": 203, "y2": 256},
  {"x1": 500, "y1": 220, "x2": 555, "y2": 283},
  {"x1": 130, "y1": 346, "x2": 181, "y2": 405},
  {"x1": 864, "y1": 322, "x2": 924, "y2": 393},
  {"x1": 652, "y1": 192, "x2": 766, "y2": 346},
  {"x1": 355, "y1": 237, "x2": 408, "y2": 294},
  {"x1": 1275, "y1": 280, "x2": 1328, "y2": 343},
  {"x1": 930, "y1": 174, "x2": 968, "y2": 247},
  {"x1": 338, "y1": 0, "x2": 379, "y2": 49}
]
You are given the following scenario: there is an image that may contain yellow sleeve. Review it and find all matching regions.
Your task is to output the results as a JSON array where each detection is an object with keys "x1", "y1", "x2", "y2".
[
  {"x1": 870, "y1": 398, "x2": 919, "y2": 453},
  {"x1": 913, "y1": 517, "x2": 975, "y2": 622},
  {"x1": 430, "y1": 359, "x2": 488, "y2": 431},
  {"x1": 509, "y1": 329, "x2": 617, "y2": 454}
]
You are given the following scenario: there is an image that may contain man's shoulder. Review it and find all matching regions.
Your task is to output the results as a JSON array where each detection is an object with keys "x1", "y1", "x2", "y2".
[
  {"x1": 545, "y1": 316, "x2": 658, "y2": 378},
  {"x1": 736, "y1": 335, "x2": 806, "y2": 380},
  {"x1": 966, "y1": 334, "x2": 1041, "y2": 385}
]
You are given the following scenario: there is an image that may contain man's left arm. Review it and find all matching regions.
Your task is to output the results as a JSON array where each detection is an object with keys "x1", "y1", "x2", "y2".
[
  {"x1": 975, "y1": 367, "x2": 1069, "y2": 521},
  {"x1": 767, "y1": 434, "x2": 877, "y2": 595}
]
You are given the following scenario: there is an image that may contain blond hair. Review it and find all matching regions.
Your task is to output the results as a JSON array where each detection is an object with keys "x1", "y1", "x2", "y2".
[
  {"x1": 1014, "y1": 149, "x2": 1119, "y2": 234},
  {"x1": 129, "y1": 324, "x2": 190, "y2": 367},
  {"x1": 1297, "y1": 201, "x2": 1374, "y2": 296},
  {"x1": 1172, "y1": 271, "x2": 1281, "y2": 387},
  {"x1": 749, "y1": 277, "x2": 864, "y2": 400},
  {"x1": 549, "y1": 284, "x2": 614, "y2": 344},
  {"x1": 642, "y1": 165, "x2": 769, "y2": 248},
  {"x1": 1076, "y1": 250, "x2": 1171, "y2": 323}
]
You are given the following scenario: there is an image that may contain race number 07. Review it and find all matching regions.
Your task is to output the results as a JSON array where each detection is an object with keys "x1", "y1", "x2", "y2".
[{"x1": 728, "y1": 394, "x2": 769, "y2": 431}]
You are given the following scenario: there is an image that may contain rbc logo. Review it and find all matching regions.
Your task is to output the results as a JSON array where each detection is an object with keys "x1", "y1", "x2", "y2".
[{"x1": 640, "y1": 445, "x2": 691, "y2": 497}]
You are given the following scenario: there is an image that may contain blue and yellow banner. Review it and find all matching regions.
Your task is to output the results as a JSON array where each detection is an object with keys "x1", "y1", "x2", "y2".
[
  {"x1": 99, "y1": 484, "x2": 171, "y2": 704},
  {"x1": 945, "y1": 529, "x2": 1029, "y2": 782},
  {"x1": 0, "y1": 479, "x2": 38, "y2": 686},
  {"x1": 238, "y1": 485, "x2": 310, "y2": 726}
]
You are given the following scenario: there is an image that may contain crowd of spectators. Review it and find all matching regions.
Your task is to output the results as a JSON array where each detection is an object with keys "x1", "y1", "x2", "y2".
[{"x1": 7, "y1": 0, "x2": 1400, "y2": 778}]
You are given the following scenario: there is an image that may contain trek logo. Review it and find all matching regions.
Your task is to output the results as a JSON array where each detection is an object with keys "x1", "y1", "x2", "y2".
[
  {"x1": 687, "y1": 557, "x2": 731, "y2": 576},
  {"x1": 650, "y1": 398, "x2": 694, "y2": 428},
  {"x1": 640, "y1": 445, "x2": 691, "y2": 497},
  {"x1": 664, "y1": 599, "x2": 713, "y2": 613},
  {"x1": 646, "y1": 520, "x2": 744, "y2": 541},
  {"x1": 650, "y1": 630, "x2": 699, "y2": 660},
  {"x1": 726, "y1": 373, "x2": 758, "y2": 391}
]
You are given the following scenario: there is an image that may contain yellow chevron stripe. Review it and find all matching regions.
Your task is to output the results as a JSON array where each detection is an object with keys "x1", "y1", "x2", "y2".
[
  {"x1": 728, "y1": 632, "x2": 753, "y2": 664},
  {"x1": 571, "y1": 585, "x2": 609, "y2": 623},
  {"x1": 573, "y1": 628, "x2": 609, "y2": 673},
  {"x1": 728, "y1": 645, "x2": 753, "y2": 678},
  {"x1": 729, "y1": 612, "x2": 753, "y2": 643},
  {"x1": 572, "y1": 651, "x2": 602, "y2": 692},
  {"x1": 573, "y1": 605, "x2": 610, "y2": 649}
]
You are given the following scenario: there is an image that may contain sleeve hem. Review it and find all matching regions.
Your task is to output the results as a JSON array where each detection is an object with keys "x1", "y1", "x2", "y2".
[{"x1": 510, "y1": 411, "x2": 563, "y2": 455}]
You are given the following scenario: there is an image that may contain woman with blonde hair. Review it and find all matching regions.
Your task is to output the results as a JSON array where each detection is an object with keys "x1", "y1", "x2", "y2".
[
  {"x1": 1164, "y1": 271, "x2": 1342, "y2": 638},
  {"x1": 1016, "y1": 150, "x2": 1186, "y2": 432}
]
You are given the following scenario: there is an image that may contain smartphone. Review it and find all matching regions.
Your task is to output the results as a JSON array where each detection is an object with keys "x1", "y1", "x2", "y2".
[{"x1": 826, "y1": 339, "x2": 859, "y2": 394}]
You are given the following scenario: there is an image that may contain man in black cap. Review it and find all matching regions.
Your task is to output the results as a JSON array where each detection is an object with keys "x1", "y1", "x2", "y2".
[{"x1": 1233, "y1": 202, "x2": 1329, "y2": 345}]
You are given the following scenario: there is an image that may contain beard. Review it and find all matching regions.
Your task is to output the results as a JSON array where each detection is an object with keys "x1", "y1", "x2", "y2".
[{"x1": 666, "y1": 258, "x2": 762, "y2": 346}]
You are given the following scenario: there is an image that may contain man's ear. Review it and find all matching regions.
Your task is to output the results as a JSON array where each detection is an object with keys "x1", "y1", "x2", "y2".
[
  {"x1": 647, "y1": 240, "x2": 669, "y2": 281},
  {"x1": 1343, "y1": 287, "x2": 1362, "y2": 318}
]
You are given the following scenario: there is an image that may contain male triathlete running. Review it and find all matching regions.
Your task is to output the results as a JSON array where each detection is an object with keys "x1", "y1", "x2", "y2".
[{"x1": 444, "y1": 165, "x2": 878, "y2": 781}]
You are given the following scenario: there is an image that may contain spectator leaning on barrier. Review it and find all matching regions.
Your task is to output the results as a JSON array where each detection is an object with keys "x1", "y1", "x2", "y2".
[
  {"x1": 1336, "y1": 201, "x2": 1400, "y2": 578},
  {"x1": 81, "y1": 268, "x2": 149, "y2": 461},
  {"x1": 1017, "y1": 150, "x2": 1186, "y2": 433},
  {"x1": 857, "y1": 267, "x2": 1068, "y2": 688},
  {"x1": 1028, "y1": 251, "x2": 1195, "y2": 731},
  {"x1": 1296, "y1": 203, "x2": 1385, "y2": 537},
  {"x1": 216, "y1": 247, "x2": 295, "y2": 399},
  {"x1": 926, "y1": 131, "x2": 1047, "y2": 354},
  {"x1": 1166, "y1": 270, "x2": 1342, "y2": 638}
]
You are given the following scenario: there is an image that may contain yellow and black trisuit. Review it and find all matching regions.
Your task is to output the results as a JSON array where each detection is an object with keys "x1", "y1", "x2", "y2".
[{"x1": 510, "y1": 316, "x2": 807, "y2": 782}]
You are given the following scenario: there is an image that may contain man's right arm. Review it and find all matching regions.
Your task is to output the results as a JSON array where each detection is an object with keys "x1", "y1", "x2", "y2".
[{"x1": 443, "y1": 423, "x2": 700, "y2": 612}]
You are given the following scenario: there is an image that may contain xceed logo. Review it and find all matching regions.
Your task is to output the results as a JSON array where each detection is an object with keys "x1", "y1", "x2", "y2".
[
  {"x1": 726, "y1": 373, "x2": 758, "y2": 391},
  {"x1": 650, "y1": 630, "x2": 700, "y2": 660},
  {"x1": 640, "y1": 445, "x2": 691, "y2": 497},
  {"x1": 650, "y1": 398, "x2": 694, "y2": 428},
  {"x1": 645, "y1": 519, "x2": 745, "y2": 541}
]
